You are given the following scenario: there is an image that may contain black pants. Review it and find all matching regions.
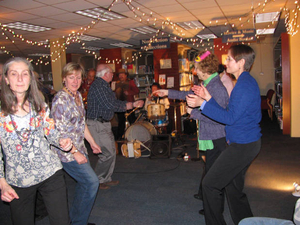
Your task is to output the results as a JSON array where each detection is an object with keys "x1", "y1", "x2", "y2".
[
  {"x1": 202, "y1": 139, "x2": 261, "y2": 225},
  {"x1": 10, "y1": 170, "x2": 70, "y2": 225},
  {"x1": 197, "y1": 137, "x2": 227, "y2": 198}
]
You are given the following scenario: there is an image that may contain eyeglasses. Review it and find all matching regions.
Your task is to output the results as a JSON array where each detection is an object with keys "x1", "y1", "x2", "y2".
[{"x1": 226, "y1": 56, "x2": 234, "y2": 62}]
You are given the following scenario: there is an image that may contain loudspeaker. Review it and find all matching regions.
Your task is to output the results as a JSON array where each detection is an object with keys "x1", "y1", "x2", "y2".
[
  {"x1": 183, "y1": 118, "x2": 197, "y2": 135},
  {"x1": 150, "y1": 134, "x2": 172, "y2": 158}
]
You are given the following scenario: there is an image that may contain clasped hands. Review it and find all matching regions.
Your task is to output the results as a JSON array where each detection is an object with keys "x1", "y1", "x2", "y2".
[
  {"x1": 186, "y1": 84, "x2": 211, "y2": 108},
  {"x1": 153, "y1": 84, "x2": 211, "y2": 111}
]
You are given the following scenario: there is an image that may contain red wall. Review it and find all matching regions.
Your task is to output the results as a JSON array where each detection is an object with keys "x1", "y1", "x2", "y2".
[
  {"x1": 213, "y1": 38, "x2": 232, "y2": 64},
  {"x1": 153, "y1": 43, "x2": 180, "y2": 90},
  {"x1": 99, "y1": 48, "x2": 122, "y2": 81},
  {"x1": 153, "y1": 43, "x2": 183, "y2": 133}
]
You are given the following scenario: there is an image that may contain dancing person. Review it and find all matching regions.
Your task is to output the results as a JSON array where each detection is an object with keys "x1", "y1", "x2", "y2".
[
  {"x1": 51, "y1": 62, "x2": 101, "y2": 225},
  {"x1": 0, "y1": 57, "x2": 72, "y2": 225},
  {"x1": 154, "y1": 51, "x2": 228, "y2": 214},
  {"x1": 115, "y1": 68, "x2": 140, "y2": 139},
  {"x1": 0, "y1": 63, "x2": 3, "y2": 95},
  {"x1": 86, "y1": 64, "x2": 143, "y2": 190},
  {"x1": 186, "y1": 44, "x2": 262, "y2": 225}
]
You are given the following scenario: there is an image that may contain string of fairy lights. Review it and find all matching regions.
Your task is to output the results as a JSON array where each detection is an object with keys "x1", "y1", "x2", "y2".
[
  {"x1": 0, "y1": 0, "x2": 299, "y2": 65},
  {"x1": 284, "y1": 0, "x2": 300, "y2": 36}
]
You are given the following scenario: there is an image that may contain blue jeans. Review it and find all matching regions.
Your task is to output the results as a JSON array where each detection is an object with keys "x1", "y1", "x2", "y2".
[
  {"x1": 62, "y1": 159, "x2": 99, "y2": 225},
  {"x1": 239, "y1": 217, "x2": 294, "y2": 225}
]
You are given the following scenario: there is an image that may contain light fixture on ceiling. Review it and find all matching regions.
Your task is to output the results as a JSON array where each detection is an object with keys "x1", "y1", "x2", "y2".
[
  {"x1": 78, "y1": 35, "x2": 102, "y2": 41},
  {"x1": 75, "y1": 7, "x2": 126, "y2": 21},
  {"x1": 130, "y1": 26, "x2": 157, "y2": 34},
  {"x1": 255, "y1": 12, "x2": 280, "y2": 24},
  {"x1": 256, "y1": 28, "x2": 275, "y2": 35},
  {"x1": 28, "y1": 53, "x2": 50, "y2": 56},
  {"x1": 2, "y1": 22, "x2": 52, "y2": 32},
  {"x1": 81, "y1": 46, "x2": 103, "y2": 51},
  {"x1": 177, "y1": 20, "x2": 205, "y2": 30},
  {"x1": 110, "y1": 42, "x2": 133, "y2": 48},
  {"x1": 196, "y1": 34, "x2": 217, "y2": 39}
]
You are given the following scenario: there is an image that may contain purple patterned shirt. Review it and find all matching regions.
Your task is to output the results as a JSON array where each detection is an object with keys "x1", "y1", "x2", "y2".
[{"x1": 51, "y1": 90, "x2": 87, "y2": 163}]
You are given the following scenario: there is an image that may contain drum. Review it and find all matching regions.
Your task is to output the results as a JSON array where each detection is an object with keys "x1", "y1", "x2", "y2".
[
  {"x1": 125, "y1": 121, "x2": 157, "y2": 142},
  {"x1": 151, "y1": 112, "x2": 169, "y2": 127},
  {"x1": 147, "y1": 103, "x2": 165, "y2": 120}
]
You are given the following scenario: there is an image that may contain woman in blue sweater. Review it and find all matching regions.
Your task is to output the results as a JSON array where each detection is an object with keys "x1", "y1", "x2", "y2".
[
  {"x1": 154, "y1": 51, "x2": 229, "y2": 214},
  {"x1": 187, "y1": 44, "x2": 262, "y2": 225}
]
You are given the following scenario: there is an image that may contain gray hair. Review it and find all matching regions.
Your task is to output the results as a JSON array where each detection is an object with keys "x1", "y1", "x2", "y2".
[{"x1": 96, "y1": 64, "x2": 111, "y2": 78}]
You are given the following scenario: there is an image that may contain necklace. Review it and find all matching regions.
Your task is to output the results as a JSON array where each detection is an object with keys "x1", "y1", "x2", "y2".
[
  {"x1": 63, "y1": 86, "x2": 81, "y2": 106},
  {"x1": 9, "y1": 103, "x2": 36, "y2": 144}
]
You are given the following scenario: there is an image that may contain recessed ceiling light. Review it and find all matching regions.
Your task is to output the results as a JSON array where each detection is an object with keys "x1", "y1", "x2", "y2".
[
  {"x1": 196, "y1": 34, "x2": 217, "y2": 39},
  {"x1": 255, "y1": 12, "x2": 280, "y2": 23},
  {"x1": 75, "y1": 7, "x2": 126, "y2": 21},
  {"x1": 256, "y1": 28, "x2": 275, "y2": 35},
  {"x1": 28, "y1": 53, "x2": 50, "y2": 56},
  {"x1": 81, "y1": 46, "x2": 103, "y2": 51},
  {"x1": 177, "y1": 21, "x2": 205, "y2": 30},
  {"x1": 110, "y1": 42, "x2": 133, "y2": 48},
  {"x1": 3, "y1": 22, "x2": 52, "y2": 32},
  {"x1": 130, "y1": 27, "x2": 157, "y2": 34},
  {"x1": 78, "y1": 35, "x2": 102, "y2": 41}
]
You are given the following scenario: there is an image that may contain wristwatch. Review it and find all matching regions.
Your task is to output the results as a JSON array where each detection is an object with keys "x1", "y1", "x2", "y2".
[{"x1": 71, "y1": 149, "x2": 78, "y2": 154}]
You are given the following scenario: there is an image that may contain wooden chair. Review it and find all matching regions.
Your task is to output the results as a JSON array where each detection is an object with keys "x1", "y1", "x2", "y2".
[{"x1": 261, "y1": 89, "x2": 275, "y2": 120}]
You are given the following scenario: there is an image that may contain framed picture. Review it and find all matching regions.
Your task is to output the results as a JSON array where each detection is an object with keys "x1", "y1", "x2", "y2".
[{"x1": 160, "y1": 59, "x2": 172, "y2": 69}]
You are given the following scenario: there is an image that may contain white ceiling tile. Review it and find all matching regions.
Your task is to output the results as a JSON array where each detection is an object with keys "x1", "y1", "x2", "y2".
[
  {"x1": 0, "y1": 0, "x2": 45, "y2": 10},
  {"x1": 1, "y1": 12, "x2": 39, "y2": 21},
  {"x1": 24, "y1": 6, "x2": 67, "y2": 16},
  {"x1": 53, "y1": 0, "x2": 98, "y2": 12}
]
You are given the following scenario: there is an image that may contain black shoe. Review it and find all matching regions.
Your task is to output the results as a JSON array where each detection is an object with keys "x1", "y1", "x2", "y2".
[
  {"x1": 199, "y1": 209, "x2": 204, "y2": 215},
  {"x1": 194, "y1": 194, "x2": 202, "y2": 200},
  {"x1": 88, "y1": 223, "x2": 96, "y2": 225}
]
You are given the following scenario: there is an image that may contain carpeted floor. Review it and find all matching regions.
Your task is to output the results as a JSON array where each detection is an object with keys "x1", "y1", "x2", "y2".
[{"x1": 1, "y1": 111, "x2": 300, "y2": 225}]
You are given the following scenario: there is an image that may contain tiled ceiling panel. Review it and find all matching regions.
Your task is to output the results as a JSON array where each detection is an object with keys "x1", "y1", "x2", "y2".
[{"x1": 0, "y1": 0, "x2": 293, "y2": 58}]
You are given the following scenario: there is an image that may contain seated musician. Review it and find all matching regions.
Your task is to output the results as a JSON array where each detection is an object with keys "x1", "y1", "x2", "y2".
[{"x1": 144, "y1": 82, "x2": 170, "y2": 111}]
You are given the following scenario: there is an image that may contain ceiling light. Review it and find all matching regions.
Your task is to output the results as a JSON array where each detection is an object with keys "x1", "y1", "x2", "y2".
[
  {"x1": 81, "y1": 46, "x2": 103, "y2": 51},
  {"x1": 256, "y1": 28, "x2": 275, "y2": 35},
  {"x1": 3, "y1": 22, "x2": 52, "y2": 32},
  {"x1": 130, "y1": 27, "x2": 157, "y2": 34},
  {"x1": 110, "y1": 42, "x2": 133, "y2": 48},
  {"x1": 177, "y1": 21, "x2": 205, "y2": 30},
  {"x1": 28, "y1": 53, "x2": 50, "y2": 56},
  {"x1": 78, "y1": 35, "x2": 102, "y2": 41},
  {"x1": 255, "y1": 12, "x2": 280, "y2": 23},
  {"x1": 196, "y1": 34, "x2": 217, "y2": 39},
  {"x1": 75, "y1": 7, "x2": 126, "y2": 21}
]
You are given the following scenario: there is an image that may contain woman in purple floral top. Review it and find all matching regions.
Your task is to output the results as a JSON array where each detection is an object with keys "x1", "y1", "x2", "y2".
[
  {"x1": 0, "y1": 57, "x2": 72, "y2": 225},
  {"x1": 51, "y1": 62, "x2": 101, "y2": 225}
]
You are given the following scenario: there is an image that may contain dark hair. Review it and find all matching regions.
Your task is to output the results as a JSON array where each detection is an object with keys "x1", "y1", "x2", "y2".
[
  {"x1": 229, "y1": 44, "x2": 255, "y2": 72},
  {"x1": 1, "y1": 57, "x2": 45, "y2": 116},
  {"x1": 151, "y1": 82, "x2": 161, "y2": 89},
  {"x1": 194, "y1": 51, "x2": 219, "y2": 74},
  {"x1": 218, "y1": 64, "x2": 225, "y2": 74}
]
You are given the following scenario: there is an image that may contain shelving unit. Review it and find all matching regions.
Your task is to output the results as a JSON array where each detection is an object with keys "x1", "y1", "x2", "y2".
[
  {"x1": 129, "y1": 73, "x2": 154, "y2": 100},
  {"x1": 273, "y1": 33, "x2": 291, "y2": 134}
]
